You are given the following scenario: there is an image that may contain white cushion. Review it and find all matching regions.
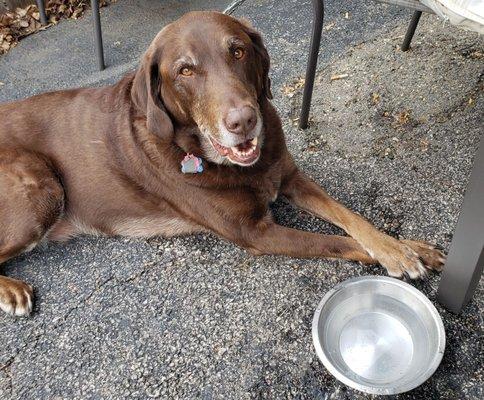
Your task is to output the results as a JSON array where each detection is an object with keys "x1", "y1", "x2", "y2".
[{"x1": 421, "y1": 0, "x2": 484, "y2": 33}]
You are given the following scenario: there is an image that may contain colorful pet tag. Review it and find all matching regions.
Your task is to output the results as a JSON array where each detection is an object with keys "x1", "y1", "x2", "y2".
[{"x1": 181, "y1": 153, "x2": 204, "y2": 174}]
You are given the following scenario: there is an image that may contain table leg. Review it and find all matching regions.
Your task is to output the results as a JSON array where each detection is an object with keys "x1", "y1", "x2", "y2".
[
  {"x1": 401, "y1": 10, "x2": 422, "y2": 51},
  {"x1": 437, "y1": 135, "x2": 484, "y2": 313},
  {"x1": 299, "y1": 0, "x2": 324, "y2": 130},
  {"x1": 91, "y1": 0, "x2": 105, "y2": 71},
  {"x1": 36, "y1": 0, "x2": 48, "y2": 25}
]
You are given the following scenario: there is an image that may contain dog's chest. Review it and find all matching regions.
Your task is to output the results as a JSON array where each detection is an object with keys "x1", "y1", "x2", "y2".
[{"x1": 251, "y1": 171, "x2": 281, "y2": 204}]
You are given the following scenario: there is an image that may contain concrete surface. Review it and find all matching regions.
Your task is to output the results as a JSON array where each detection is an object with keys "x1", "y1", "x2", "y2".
[{"x1": 0, "y1": 0, "x2": 483, "y2": 399}]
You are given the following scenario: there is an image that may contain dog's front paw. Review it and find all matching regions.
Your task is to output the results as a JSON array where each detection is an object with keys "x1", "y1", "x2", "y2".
[
  {"x1": 0, "y1": 276, "x2": 33, "y2": 317},
  {"x1": 401, "y1": 239, "x2": 446, "y2": 272},
  {"x1": 368, "y1": 236, "x2": 432, "y2": 279}
]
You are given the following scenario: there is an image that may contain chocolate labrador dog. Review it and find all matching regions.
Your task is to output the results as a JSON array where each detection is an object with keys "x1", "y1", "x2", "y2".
[{"x1": 0, "y1": 11, "x2": 445, "y2": 316}]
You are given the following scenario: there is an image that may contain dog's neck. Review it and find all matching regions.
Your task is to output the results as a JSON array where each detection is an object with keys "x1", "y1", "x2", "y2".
[
  {"x1": 173, "y1": 126, "x2": 204, "y2": 155},
  {"x1": 173, "y1": 125, "x2": 233, "y2": 166}
]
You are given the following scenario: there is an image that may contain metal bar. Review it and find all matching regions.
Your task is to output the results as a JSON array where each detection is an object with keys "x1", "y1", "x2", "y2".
[
  {"x1": 401, "y1": 10, "x2": 422, "y2": 51},
  {"x1": 91, "y1": 0, "x2": 105, "y2": 71},
  {"x1": 299, "y1": 0, "x2": 324, "y2": 130},
  {"x1": 437, "y1": 135, "x2": 484, "y2": 313},
  {"x1": 36, "y1": 0, "x2": 48, "y2": 25},
  {"x1": 224, "y1": 0, "x2": 248, "y2": 15}
]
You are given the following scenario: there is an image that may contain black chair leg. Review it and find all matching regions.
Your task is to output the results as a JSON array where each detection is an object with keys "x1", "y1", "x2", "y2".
[
  {"x1": 36, "y1": 0, "x2": 48, "y2": 25},
  {"x1": 437, "y1": 135, "x2": 484, "y2": 313},
  {"x1": 299, "y1": 0, "x2": 324, "y2": 130},
  {"x1": 401, "y1": 10, "x2": 422, "y2": 51},
  {"x1": 91, "y1": 0, "x2": 105, "y2": 71}
]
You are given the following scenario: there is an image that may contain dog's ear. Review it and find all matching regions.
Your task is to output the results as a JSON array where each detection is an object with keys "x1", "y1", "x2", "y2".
[
  {"x1": 131, "y1": 47, "x2": 174, "y2": 140},
  {"x1": 239, "y1": 19, "x2": 273, "y2": 100}
]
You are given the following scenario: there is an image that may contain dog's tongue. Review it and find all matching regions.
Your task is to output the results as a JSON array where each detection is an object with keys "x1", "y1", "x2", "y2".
[{"x1": 235, "y1": 140, "x2": 254, "y2": 152}]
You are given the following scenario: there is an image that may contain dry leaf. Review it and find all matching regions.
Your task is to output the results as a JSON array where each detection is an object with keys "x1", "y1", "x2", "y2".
[
  {"x1": 395, "y1": 110, "x2": 411, "y2": 126},
  {"x1": 420, "y1": 139, "x2": 429, "y2": 152},
  {"x1": 0, "y1": 1, "x2": 116, "y2": 55},
  {"x1": 330, "y1": 73, "x2": 349, "y2": 81},
  {"x1": 281, "y1": 77, "x2": 305, "y2": 98},
  {"x1": 16, "y1": 8, "x2": 27, "y2": 17}
]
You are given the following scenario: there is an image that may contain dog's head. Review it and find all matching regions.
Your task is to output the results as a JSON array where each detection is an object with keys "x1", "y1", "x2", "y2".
[{"x1": 132, "y1": 11, "x2": 272, "y2": 167}]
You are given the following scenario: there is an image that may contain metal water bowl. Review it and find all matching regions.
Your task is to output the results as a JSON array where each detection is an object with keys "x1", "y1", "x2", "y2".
[{"x1": 312, "y1": 276, "x2": 445, "y2": 395}]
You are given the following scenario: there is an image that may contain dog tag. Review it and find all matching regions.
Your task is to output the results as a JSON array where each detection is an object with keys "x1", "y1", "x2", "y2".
[{"x1": 181, "y1": 153, "x2": 204, "y2": 174}]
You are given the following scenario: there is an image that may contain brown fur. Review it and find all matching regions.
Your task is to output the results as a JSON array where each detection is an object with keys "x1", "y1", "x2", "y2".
[{"x1": 0, "y1": 11, "x2": 444, "y2": 317}]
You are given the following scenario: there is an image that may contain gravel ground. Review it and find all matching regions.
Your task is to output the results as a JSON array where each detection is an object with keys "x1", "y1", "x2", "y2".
[{"x1": 0, "y1": 1, "x2": 483, "y2": 399}]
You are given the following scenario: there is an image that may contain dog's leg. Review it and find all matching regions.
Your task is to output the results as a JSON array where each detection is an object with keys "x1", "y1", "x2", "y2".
[
  {"x1": 241, "y1": 220, "x2": 376, "y2": 263},
  {"x1": 281, "y1": 170, "x2": 445, "y2": 278},
  {"x1": 0, "y1": 149, "x2": 64, "y2": 316}
]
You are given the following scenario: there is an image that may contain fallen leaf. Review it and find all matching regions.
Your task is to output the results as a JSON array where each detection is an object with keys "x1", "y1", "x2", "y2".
[
  {"x1": 0, "y1": 1, "x2": 116, "y2": 56},
  {"x1": 16, "y1": 8, "x2": 27, "y2": 17},
  {"x1": 281, "y1": 77, "x2": 305, "y2": 98},
  {"x1": 394, "y1": 110, "x2": 411, "y2": 126},
  {"x1": 420, "y1": 139, "x2": 429, "y2": 152},
  {"x1": 330, "y1": 73, "x2": 349, "y2": 81}
]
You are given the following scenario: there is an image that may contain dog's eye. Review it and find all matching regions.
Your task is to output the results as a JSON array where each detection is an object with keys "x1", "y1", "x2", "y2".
[
  {"x1": 233, "y1": 48, "x2": 245, "y2": 60},
  {"x1": 180, "y1": 66, "x2": 193, "y2": 76}
]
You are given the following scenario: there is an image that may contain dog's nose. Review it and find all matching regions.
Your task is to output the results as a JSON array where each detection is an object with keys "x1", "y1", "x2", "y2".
[{"x1": 224, "y1": 106, "x2": 257, "y2": 136}]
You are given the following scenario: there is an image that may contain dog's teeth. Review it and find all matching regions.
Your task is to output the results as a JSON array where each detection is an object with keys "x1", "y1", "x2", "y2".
[{"x1": 230, "y1": 141, "x2": 257, "y2": 159}]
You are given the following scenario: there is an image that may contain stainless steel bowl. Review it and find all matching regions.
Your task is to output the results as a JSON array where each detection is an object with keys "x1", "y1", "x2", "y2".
[{"x1": 312, "y1": 276, "x2": 445, "y2": 395}]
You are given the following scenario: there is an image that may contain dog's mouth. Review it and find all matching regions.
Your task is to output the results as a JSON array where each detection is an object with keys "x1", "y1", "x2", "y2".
[{"x1": 209, "y1": 136, "x2": 261, "y2": 166}]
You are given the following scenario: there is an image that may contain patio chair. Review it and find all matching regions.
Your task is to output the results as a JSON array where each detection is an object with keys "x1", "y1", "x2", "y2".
[
  {"x1": 300, "y1": 0, "x2": 483, "y2": 313},
  {"x1": 35, "y1": 0, "x2": 105, "y2": 70}
]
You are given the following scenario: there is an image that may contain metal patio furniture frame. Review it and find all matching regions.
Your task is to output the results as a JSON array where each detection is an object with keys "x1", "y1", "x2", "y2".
[
  {"x1": 301, "y1": 0, "x2": 483, "y2": 313},
  {"x1": 299, "y1": 0, "x2": 434, "y2": 130},
  {"x1": 437, "y1": 136, "x2": 483, "y2": 313},
  {"x1": 35, "y1": 0, "x2": 105, "y2": 70}
]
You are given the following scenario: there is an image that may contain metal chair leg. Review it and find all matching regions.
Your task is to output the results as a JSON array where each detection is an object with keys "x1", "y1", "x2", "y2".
[
  {"x1": 91, "y1": 0, "x2": 105, "y2": 71},
  {"x1": 36, "y1": 0, "x2": 48, "y2": 25},
  {"x1": 299, "y1": 0, "x2": 324, "y2": 130},
  {"x1": 401, "y1": 10, "x2": 422, "y2": 51},
  {"x1": 437, "y1": 135, "x2": 484, "y2": 313}
]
